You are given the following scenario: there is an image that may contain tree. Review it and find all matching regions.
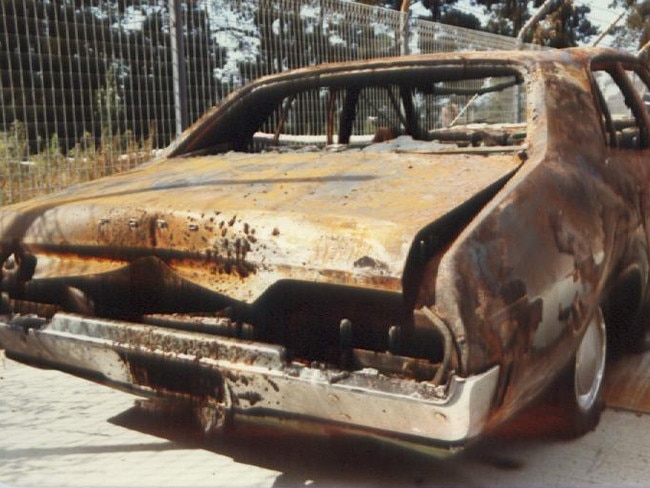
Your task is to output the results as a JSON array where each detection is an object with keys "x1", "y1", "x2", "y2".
[
  {"x1": 0, "y1": 0, "x2": 230, "y2": 152},
  {"x1": 471, "y1": 0, "x2": 597, "y2": 47},
  {"x1": 362, "y1": 0, "x2": 482, "y2": 29},
  {"x1": 529, "y1": 1, "x2": 598, "y2": 47},
  {"x1": 440, "y1": 8, "x2": 482, "y2": 30},
  {"x1": 416, "y1": 0, "x2": 458, "y2": 22},
  {"x1": 609, "y1": 0, "x2": 650, "y2": 50},
  {"x1": 473, "y1": 0, "x2": 531, "y2": 36}
]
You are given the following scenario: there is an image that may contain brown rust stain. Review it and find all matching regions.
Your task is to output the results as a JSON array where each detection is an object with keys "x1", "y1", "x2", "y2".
[
  {"x1": 122, "y1": 352, "x2": 228, "y2": 404},
  {"x1": 112, "y1": 324, "x2": 279, "y2": 368}
]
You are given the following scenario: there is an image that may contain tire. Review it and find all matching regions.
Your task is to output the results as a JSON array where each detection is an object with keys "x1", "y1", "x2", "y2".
[
  {"x1": 0, "y1": 292, "x2": 10, "y2": 314},
  {"x1": 565, "y1": 307, "x2": 607, "y2": 436}
]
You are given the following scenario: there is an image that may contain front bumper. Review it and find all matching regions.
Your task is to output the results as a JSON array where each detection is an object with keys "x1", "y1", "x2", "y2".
[{"x1": 0, "y1": 312, "x2": 499, "y2": 448}]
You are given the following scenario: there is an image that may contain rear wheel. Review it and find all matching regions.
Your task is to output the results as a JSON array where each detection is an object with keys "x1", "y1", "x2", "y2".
[
  {"x1": 567, "y1": 307, "x2": 607, "y2": 436},
  {"x1": 0, "y1": 292, "x2": 9, "y2": 314}
]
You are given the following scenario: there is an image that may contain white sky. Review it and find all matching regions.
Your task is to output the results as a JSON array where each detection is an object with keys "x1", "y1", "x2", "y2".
[{"x1": 583, "y1": 0, "x2": 629, "y2": 46}]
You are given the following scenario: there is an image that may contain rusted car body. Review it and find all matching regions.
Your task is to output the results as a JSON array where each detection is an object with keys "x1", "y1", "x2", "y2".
[{"x1": 1, "y1": 47, "x2": 649, "y2": 450}]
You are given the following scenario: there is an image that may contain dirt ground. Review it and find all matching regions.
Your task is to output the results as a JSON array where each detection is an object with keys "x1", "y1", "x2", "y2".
[{"x1": 1, "y1": 351, "x2": 650, "y2": 488}]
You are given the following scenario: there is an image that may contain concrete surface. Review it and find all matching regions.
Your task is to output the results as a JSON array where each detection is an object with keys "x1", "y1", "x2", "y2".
[{"x1": 2, "y1": 350, "x2": 650, "y2": 487}]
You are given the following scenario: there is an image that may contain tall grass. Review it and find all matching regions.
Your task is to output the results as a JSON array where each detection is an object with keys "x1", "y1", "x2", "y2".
[{"x1": 1, "y1": 122, "x2": 155, "y2": 205}]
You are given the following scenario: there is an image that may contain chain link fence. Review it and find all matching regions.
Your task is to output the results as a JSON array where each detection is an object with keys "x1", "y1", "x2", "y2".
[{"x1": 1, "y1": 0, "x2": 529, "y2": 205}]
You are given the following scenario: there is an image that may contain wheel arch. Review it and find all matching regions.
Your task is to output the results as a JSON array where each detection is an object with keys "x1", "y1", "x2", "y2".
[{"x1": 601, "y1": 260, "x2": 648, "y2": 355}]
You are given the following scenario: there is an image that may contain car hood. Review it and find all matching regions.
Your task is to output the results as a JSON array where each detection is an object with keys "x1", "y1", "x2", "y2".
[{"x1": 0, "y1": 148, "x2": 520, "y2": 302}]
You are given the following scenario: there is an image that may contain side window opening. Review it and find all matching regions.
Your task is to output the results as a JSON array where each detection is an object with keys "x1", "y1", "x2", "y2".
[{"x1": 592, "y1": 63, "x2": 650, "y2": 150}]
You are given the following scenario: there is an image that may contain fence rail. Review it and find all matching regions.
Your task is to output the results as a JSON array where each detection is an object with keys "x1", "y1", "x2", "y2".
[{"x1": 1, "y1": 0, "x2": 528, "y2": 205}]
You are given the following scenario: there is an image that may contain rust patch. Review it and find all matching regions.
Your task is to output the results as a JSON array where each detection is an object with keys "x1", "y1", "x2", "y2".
[{"x1": 353, "y1": 255, "x2": 389, "y2": 271}]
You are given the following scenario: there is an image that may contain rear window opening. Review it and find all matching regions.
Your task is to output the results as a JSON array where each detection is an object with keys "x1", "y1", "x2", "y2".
[
  {"x1": 171, "y1": 64, "x2": 528, "y2": 158},
  {"x1": 247, "y1": 77, "x2": 527, "y2": 154}
]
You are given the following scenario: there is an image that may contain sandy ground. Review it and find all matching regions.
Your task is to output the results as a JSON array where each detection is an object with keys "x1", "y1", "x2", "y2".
[{"x1": 2, "y1": 351, "x2": 650, "y2": 488}]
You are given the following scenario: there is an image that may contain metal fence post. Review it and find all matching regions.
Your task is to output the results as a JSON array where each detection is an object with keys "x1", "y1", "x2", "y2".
[{"x1": 170, "y1": 0, "x2": 189, "y2": 137}]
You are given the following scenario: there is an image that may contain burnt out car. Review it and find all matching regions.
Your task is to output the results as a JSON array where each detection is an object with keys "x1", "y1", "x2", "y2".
[{"x1": 1, "y1": 47, "x2": 649, "y2": 450}]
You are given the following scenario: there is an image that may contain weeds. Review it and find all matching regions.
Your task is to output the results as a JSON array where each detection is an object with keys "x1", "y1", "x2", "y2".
[{"x1": 0, "y1": 122, "x2": 155, "y2": 206}]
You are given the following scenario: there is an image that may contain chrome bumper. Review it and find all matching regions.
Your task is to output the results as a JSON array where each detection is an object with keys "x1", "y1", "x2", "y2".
[{"x1": 0, "y1": 313, "x2": 499, "y2": 447}]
